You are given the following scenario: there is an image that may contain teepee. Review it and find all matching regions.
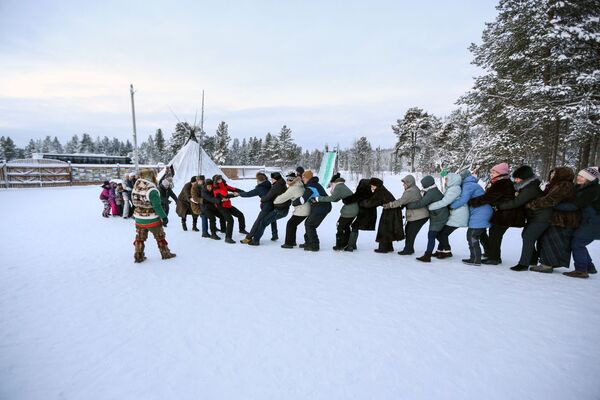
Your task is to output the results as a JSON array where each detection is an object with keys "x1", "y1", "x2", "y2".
[{"x1": 158, "y1": 135, "x2": 226, "y2": 191}]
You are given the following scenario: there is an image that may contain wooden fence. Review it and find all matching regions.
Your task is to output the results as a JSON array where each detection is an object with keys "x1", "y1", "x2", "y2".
[{"x1": 0, "y1": 159, "x2": 158, "y2": 189}]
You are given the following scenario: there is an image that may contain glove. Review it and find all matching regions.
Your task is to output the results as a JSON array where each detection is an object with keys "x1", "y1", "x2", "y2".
[
  {"x1": 292, "y1": 198, "x2": 301, "y2": 207},
  {"x1": 162, "y1": 217, "x2": 169, "y2": 226}
]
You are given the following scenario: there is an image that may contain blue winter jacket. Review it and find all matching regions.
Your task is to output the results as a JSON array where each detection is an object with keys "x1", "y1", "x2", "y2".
[
  {"x1": 450, "y1": 175, "x2": 493, "y2": 229},
  {"x1": 428, "y1": 173, "x2": 469, "y2": 228}
]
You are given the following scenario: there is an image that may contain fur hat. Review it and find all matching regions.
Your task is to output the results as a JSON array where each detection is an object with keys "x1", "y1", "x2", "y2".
[
  {"x1": 512, "y1": 165, "x2": 535, "y2": 180},
  {"x1": 578, "y1": 167, "x2": 600, "y2": 182},
  {"x1": 421, "y1": 175, "x2": 435, "y2": 188},
  {"x1": 271, "y1": 172, "x2": 283, "y2": 180},
  {"x1": 138, "y1": 168, "x2": 157, "y2": 184},
  {"x1": 369, "y1": 177, "x2": 383, "y2": 187},
  {"x1": 303, "y1": 170, "x2": 314, "y2": 180},
  {"x1": 492, "y1": 163, "x2": 509, "y2": 175}
]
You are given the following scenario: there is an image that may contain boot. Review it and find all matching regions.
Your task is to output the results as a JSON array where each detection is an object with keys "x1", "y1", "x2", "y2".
[
  {"x1": 462, "y1": 258, "x2": 481, "y2": 266},
  {"x1": 271, "y1": 235, "x2": 279, "y2": 241},
  {"x1": 210, "y1": 233, "x2": 221, "y2": 240},
  {"x1": 225, "y1": 238, "x2": 236, "y2": 244},
  {"x1": 202, "y1": 232, "x2": 211, "y2": 238},
  {"x1": 134, "y1": 252, "x2": 147, "y2": 263},
  {"x1": 589, "y1": 265, "x2": 597, "y2": 274},
  {"x1": 281, "y1": 244, "x2": 294, "y2": 249},
  {"x1": 239, "y1": 229, "x2": 250, "y2": 235},
  {"x1": 181, "y1": 218, "x2": 188, "y2": 231},
  {"x1": 435, "y1": 250, "x2": 453, "y2": 259},
  {"x1": 510, "y1": 264, "x2": 529, "y2": 271},
  {"x1": 398, "y1": 249, "x2": 414, "y2": 255},
  {"x1": 192, "y1": 219, "x2": 199, "y2": 232},
  {"x1": 240, "y1": 238, "x2": 252, "y2": 244},
  {"x1": 345, "y1": 231, "x2": 359, "y2": 252},
  {"x1": 530, "y1": 264, "x2": 553, "y2": 273},
  {"x1": 482, "y1": 258, "x2": 501, "y2": 265},
  {"x1": 563, "y1": 270, "x2": 589, "y2": 279},
  {"x1": 416, "y1": 252, "x2": 432, "y2": 263},
  {"x1": 160, "y1": 250, "x2": 176, "y2": 260},
  {"x1": 248, "y1": 240, "x2": 260, "y2": 246}
]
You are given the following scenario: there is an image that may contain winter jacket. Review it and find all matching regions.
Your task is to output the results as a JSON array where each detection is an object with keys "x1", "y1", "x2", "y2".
[
  {"x1": 190, "y1": 183, "x2": 203, "y2": 215},
  {"x1": 99, "y1": 185, "x2": 110, "y2": 201},
  {"x1": 556, "y1": 181, "x2": 600, "y2": 240},
  {"x1": 132, "y1": 178, "x2": 167, "y2": 228},
  {"x1": 388, "y1": 175, "x2": 429, "y2": 221},
  {"x1": 200, "y1": 185, "x2": 221, "y2": 213},
  {"x1": 468, "y1": 175, "x2": 525, "y2": 227},
  {"x1": 213, "y1": 181, "x2": 240, "y2": 209},
  {"x1": 274, "y1": 178, "x2": 310, "y2": 217},
  {"x1": 450, "y1": 175, "x2": 493, "y2": 229},
  {"x1": 317, "y1": 182, "x2": 359, "y2": 218},
  {"x1": 158, "y1": 177, "x2": 178, "y2": 206},
  {"x1": 296, "y1": 177, "x2": 332, "y2": 215},
  {"x1": 239, "y1": 180, "x2": 273, "y2": 211},
  {"x1": 527, "y1": 167, "x2": 580, "y2": 229},
  {"x1": 361, "y1": 179, "x2": 404, "y2": 243},
  {"x1": 261, "y1": 178, "x2": 289, "y2": 210},
  {"x1": 176, "y1": 181, "x2": 194, "y2": 218},
  {"x1": 342, "y1": 179, "x2": 377, "y2": 231},
  {"x1": 406, "y1": 185, "x2": 446, "y2": 231},
  {"x1": 429, "y1": 173, "x2": 468, "y2": 228},
  {"x1": 498, "y1": 177, "x2": 548, "y2": 224}
]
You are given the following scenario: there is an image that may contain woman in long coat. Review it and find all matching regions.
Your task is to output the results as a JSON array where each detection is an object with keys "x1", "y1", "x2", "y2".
[
  {"x1": 342, "y1": 179, "x2": 377, "y2": 252},
  {"x1": 360, "y1": 178, "x2": 404, "y2": 253},
  {"x1": 175, "y1": 176, "x2": 198, "y2": 231}
]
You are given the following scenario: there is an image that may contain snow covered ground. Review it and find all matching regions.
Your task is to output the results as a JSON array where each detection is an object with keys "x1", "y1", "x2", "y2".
[{"x1": 1, "y1": 175, "x2": 600, "y2": 400}]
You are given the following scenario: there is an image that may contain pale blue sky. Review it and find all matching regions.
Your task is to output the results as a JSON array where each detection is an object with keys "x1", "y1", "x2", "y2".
[{"x1": 0, "y1": 0, "x2": 498, "y2": 148}]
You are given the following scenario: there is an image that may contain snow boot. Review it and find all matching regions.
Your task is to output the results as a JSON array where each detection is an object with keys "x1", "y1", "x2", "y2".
[
  {"x1": 239, "y1": 229, "x2": 250, "y2": 235},
  {"x1": 563, "y1": 270, "x2": 589, "y2": 279},
  {"x1": 160, "y1": 250, "x2": 177, "y2": 260},
  {"x1": 202, "y1": 232, "x2": 211, "y2": 238},
  {"x1": 225, "y1": 238, "x2": 236, "y2": 244},
  {"x1": 210, "y1": 233, "x2": 221, "y2": 240},
  {"x1": 482, "y1": 258, "x2": 501, "y2": 265},
  {"x1": 271, "y1": 235, "x2": 279, "y2": 241},
  {"x1": 530, "y1": 264, "x2": 553, "y2": 273},
  {"x1": 416, "y1": 252, "x2": 432, "y2": 263},
  {"x1": 510, "y1": 264, "x2": 529, "y2": 271},
  {"x1": 462, "y1": 258, "x2": 481, "y2": 266},
  {"x1": 398, "y1": 249, "x2": 414, "y2": 255},
  {"x1": 281, "y1": 244, "x2": 295, "y2": 249},
  {"x1": 134, "y1": 252, "x2": 147, "y2": 263},
  {"x1": 192, "y1": 220, "x2": 199, "y2": 232},
  {"x1": 588, "y1": 265, "x2": 597, "y2": 274},
  {"x1": 181, "y1": 218, "x2": 188, "y2": 231},
  {"x1": 434, "y1": 250, "x2": 453, "y2": 259},
  {"x1": 248, "y1": 240, "x2": 260, "y2": 246},
  {"x1": 346, "y1": 231, "x2": 359, "y2": 251},
  {"x1": 240, "y1": 238, "x2": 252, "y2": 244}
]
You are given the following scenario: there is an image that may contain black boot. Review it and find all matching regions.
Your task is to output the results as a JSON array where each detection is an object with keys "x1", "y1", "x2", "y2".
[
  {"x1": 416, "y1": 252, "x2": 432, "y2": 262},
  {"x1": 345, "y1": 231, "x2": 358, "y2": 251},
  {"x1": 181, "y1": 218, "x2": 188, "y2": 231},
  {"x1": 192, "y1": 218, "x2": 199, "y2": 232}
]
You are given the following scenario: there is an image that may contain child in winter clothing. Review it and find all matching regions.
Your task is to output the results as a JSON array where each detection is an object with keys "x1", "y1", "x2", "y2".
[
  {"x1": 108, "y1": 182, "x2": 119, "y2": 216},
  {"x1": 406, "y1": 176, "x2": 446, "y2": 262},
  {"x1": 449, "y1": 171, "x2": 493, "y2": 265},
  {"x1": 115, "y1": 183, "x2": 125, "y2": 216},
  {"x1": 99, "y1": 181, "x2": 111, "y2": 217},
  {"x1": 429, "y1": 172, "x2": 469, "y2": 259}
]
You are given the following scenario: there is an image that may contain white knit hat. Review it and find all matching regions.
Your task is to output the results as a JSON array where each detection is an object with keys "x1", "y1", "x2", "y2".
[{"x1": 578, "y1": 167, "x2": 600, "y2": 182}]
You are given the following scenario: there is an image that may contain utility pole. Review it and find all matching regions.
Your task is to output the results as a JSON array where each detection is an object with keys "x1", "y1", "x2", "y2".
[
  {"x1": 130, "y1": 84, "x2": 139, "y2": 173},
  {"x1": 198, "y1": 90, "x2": 205, "y2": 176}
]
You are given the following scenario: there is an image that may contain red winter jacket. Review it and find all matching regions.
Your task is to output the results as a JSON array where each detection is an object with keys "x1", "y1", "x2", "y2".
[{"x1": 213, "y1": 181, "x2": 238, "y2": 209}]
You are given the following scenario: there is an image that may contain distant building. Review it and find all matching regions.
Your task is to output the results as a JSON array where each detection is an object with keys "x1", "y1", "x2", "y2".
[{"x1": 33, "y1": 153, "x2": 132, "y2": 165}]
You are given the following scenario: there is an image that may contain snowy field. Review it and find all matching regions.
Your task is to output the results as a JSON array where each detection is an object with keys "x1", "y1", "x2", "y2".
[{"x1": 1, "y1": 175, "x2": 600, "y2": 400}]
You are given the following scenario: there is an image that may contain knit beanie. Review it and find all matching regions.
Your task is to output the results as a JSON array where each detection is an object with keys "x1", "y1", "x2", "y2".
[
  {"x1": 421, "y1": 175, "x2": 435, "y2": 188},
  {"x1": 512, "y1": 165, "x2": 535, "y2": 180},
  {"x1": 296, "y1": 166, "x2": 305, "y2": 176},
  {"x1": 330, "y1": 172, "x2": 341, "y2": 183},
  {"x1": 271, "y1": 172, "x2": 283, "y2": 180},
  {"x1": 579, "y1": 167, "x2": 600, "y2": 182},
  {"x1": 492, "y1": 162, "x2": 509, "y2": 175}
]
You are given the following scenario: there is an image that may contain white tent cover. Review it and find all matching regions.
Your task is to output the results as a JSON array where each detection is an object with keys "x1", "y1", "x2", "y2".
[{"x1": 158, "y1": 140, "x2": 226, "y2": 191}]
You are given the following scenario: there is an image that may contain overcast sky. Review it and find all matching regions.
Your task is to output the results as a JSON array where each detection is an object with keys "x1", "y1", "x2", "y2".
[{"x1": 0, "y1": 0, "x2": 498, "y2": 149}]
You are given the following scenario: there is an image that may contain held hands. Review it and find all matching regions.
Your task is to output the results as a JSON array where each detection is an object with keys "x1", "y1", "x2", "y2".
[{"x1": 162, "y1": 217, "x2": 169, "y2": 226}]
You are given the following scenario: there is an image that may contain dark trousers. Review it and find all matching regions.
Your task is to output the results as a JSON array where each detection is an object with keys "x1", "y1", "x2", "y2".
[
  {"x1": 426, "y1": 231, "x2": 439, "y2": 253},
  {"x1": 253, "y1": 209, "x2": 289, "y2": 243},
  {"x1": 403, "y1": 217, "x2": 428, "y2": 253},
  {"x1": 285, "y1": 215, "x2": 307, "y2": 246},
  {"x1": 467, "y1": 228, "x2": 486, "y2": 262},
  {"x1": 436, "y1": 225, "x2": 458, "y2": 251},
  {"x1": 519, "y1": 222, "x2": 550, "y2": 266},
  {"x1": 304, "y1": 211, "x2": 330, "y2": 248},
  {"x1": 201, "y1": 215, "x2": 208, "y2": 234},
  {"x1": 571, "y1": 237, "x2": 596, "y2": 272},
  {"x1": 248, "y1": 208, "x2": 277, "y2": 239},
  {"x1": 480, "y1": 224, "x2": 509, "y2": 261},
  {"x1": 218, "y1": 206, "x2": 246, "y2": 239},
  {"x1": 336, "y1": 217, "x2": 355, "y2": 248},
  {"x1": 202, "y1": 207, "x2": 219, "y2": 234}
]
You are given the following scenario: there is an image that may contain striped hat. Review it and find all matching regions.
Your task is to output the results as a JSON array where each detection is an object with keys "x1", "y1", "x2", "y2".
[{"x1": 578, "y1": 167, "x2": 600, "y2": 182}]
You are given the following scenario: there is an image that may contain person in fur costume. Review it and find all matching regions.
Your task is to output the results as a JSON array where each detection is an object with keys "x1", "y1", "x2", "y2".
[{"x1": 132, "y1": 168, "x2": 176, "y2": 263}]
